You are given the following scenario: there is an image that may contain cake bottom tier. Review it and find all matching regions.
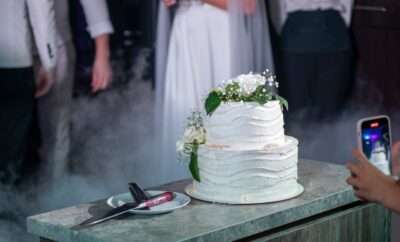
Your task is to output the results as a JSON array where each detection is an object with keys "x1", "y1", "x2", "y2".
[{"x1": 185, "y1": 136, "x2": 304, "y2": 204}]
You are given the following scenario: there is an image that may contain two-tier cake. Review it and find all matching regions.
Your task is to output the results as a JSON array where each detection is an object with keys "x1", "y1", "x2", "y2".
[{"x1": 179, "y1": 72, "x2": 304, "y2": 204}]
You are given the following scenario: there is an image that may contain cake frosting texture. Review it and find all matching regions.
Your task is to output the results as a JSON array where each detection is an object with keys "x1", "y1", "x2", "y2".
[
  {"x1": 206, "y1": 101, "x2": 285, "y2": 149},
  {"x1": 192, "y1": 136, "x2": 300, "y2": 204}
]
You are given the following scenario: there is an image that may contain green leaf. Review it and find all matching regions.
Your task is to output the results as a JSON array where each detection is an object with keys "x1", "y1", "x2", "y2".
[
  {"x1": 275, "y1": 95, "x2": 289, "y2": 111},
  {"x1": 189, "y1": 144, "x2": 201, "y2": 182},
  {"x1": 205, "y1": 91, "x2": 221, "y2": 116}
]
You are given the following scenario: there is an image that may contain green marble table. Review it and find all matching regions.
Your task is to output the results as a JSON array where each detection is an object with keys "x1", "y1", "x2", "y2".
[{"x1": 27, "y1": 160, "x2": 391, "y2": 242}]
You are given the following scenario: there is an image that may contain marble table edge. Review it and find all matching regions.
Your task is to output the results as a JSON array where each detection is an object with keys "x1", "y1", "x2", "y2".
[
  {"x1": 26, "y1": 160, "x2": 359, "y2": 242},
  {"x1": 26, "y1": 189, "x2": 359, "y2": 242}
]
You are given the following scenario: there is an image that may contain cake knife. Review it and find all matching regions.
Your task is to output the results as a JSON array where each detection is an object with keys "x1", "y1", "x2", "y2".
[{"x1": 80, "y1": 192, "x2": 174, "y2": 226}]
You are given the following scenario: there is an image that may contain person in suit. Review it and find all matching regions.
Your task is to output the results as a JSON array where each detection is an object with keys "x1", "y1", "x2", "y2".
[
  {"x1": 271, "y1": 0, "x2": 354, "y2": 124},
  {"x1": 0, "y1": 0, "x2": 57, "y2": 184},
  {"x1": 37, "y1": 0, "x2": 114, "y2": 179}
]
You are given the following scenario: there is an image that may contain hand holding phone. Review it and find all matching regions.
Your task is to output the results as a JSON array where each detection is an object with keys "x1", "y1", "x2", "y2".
[{"x1": 357, "y1": 115, "x2": 392, "y2": 176}]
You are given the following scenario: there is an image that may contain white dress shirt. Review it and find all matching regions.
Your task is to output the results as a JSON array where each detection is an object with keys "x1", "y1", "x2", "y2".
[
  {"x1": 55, "y1": 0, "x2": 114, "y2": 46},
  {"x1": 0, "y1": 0, "x2": 57, "y2": 71},
  {"x1": 270, "y1": 0, "x2": 354, "y2": 32}
]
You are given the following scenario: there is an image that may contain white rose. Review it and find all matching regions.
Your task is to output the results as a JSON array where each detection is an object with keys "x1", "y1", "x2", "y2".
[
  {"x1": 183, "y1": 126, "x2": 197, "y2": 143},
  {"x1": 193, "y1": 127, "x2": 206, "y2": 144},
  {"x1": 236, "y1": 74, "x2": 265, "y2": 95},
  {"x1": 183, "y1": 126, "x2": 206, "y2": 144}
]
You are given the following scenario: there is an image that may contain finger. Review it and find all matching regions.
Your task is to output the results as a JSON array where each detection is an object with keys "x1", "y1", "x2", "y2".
[
  {"x1": 36, "y1": 81, "x2": 50, "y2": 98},
  {"x1": 35, "y1": 88, "x2": 44, "y2": 98},
  {"x1": 355, "y1": 190, "x2": 368, "y2": 202},
  {"x1": 96, "y1": 72, "x2": 105, "y2": 91},
  {"x1": 35, "y1": 77, "x2": 46, "y2": 97},
  {"x1": 352, "y1": 149, "x2": 369, "y2": 164},
  {"x1": 92, "y1": 71, "x2": 100, "y2": 93},
  {"x1": 346, "y1": 162, "x2": 361, "y2": 176},
  {"x1": 346, "y1": 176, "x2": 361, "y2": 188},
  {"x1": 101, "y1": 72, "x2": 109, "y2": 90},
  {"x1": 392, "y1": 141, "x2": 400, "y2": 159},
  {"x1": 98, "y1": 75, "x2": 106, "y2": 91}
]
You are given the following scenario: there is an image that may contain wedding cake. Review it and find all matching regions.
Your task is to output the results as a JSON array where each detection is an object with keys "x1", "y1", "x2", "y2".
[{"x1": 179, "y1": 72, "x2": 303, "y2": 204}]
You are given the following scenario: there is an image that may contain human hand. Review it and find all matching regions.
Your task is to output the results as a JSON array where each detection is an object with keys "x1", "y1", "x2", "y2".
[
  {"x1": 91, "y1": 55, "x2": 112, "y2": 93},
  {"x1": 242, "y1": 0, "x2": 256, "y2": 15},
  {"x1": 35, "y1": 66, "x2": 54, "y2": 97},
  {"x1": 346, "y1": 149, "x2": 396, "y2": 203},
  {"x1": 163, "y1": 0, "x2": 177, "y2": 7},
  {"x1": 391, "y1": 141, "x2": 400, "y2": 176}
]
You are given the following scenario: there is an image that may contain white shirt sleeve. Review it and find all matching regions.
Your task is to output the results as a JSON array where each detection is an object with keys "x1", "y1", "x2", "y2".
[
  {"x1": 268, "y1": 0, "x2": 287, "y2": 33},
  {"x1": 80, "y1": 0, "x2": 114, "y2": 38},
  {"x1": 340, "y1": 0, "x2": 354, "y2": 26},
  {"x1": 26, "y1": 0, "x2": 57, "y2": 72}
]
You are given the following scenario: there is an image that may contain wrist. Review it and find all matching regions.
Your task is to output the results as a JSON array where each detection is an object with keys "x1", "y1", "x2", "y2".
[
  {"x1": 94, "y1": 34, "x2": 110, "y2": 61},
  {"x1": 381, "y1": 178, "x2": 399, "y2": 207},
  {"x1": 95, "y1": 49, "x2": 110, "y2": 61}
]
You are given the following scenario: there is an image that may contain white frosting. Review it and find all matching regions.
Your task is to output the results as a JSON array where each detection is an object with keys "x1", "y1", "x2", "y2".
[
  {"x1": 192, "y1": 136, "x2": 301, "y2": 204},
  {"x1": 205, "y1": 101, "x2": 285, "y2": 149}
]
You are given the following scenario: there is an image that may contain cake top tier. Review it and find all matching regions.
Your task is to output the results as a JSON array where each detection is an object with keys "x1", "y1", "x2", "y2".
[{"x1": 204, "y1": 72, "x2": 288, "y2": 116}]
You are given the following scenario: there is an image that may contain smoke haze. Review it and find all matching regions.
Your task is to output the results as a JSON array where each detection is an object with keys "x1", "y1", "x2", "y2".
[{"x1": 0, "y1": 50, "x2": 399, "y2": 241}]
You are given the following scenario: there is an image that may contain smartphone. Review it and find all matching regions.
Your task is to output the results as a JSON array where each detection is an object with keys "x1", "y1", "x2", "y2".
[{"x1": 357, "y1": 115, "x2": 392, "y2": 175}]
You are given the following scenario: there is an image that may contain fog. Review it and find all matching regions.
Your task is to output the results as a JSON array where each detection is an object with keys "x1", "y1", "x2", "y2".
[{"x1": 0, "y1": 50, "x2": 399, "y2": 241}]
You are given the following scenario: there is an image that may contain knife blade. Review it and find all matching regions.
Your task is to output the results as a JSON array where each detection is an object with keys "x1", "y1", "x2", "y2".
[{"x1": 80, "y1": 192, "x2": 174, "y2": 227}]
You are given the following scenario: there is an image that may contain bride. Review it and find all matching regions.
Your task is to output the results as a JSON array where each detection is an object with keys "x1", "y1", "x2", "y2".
[{"x1": 155, "y1": 0, "x2": 274, "y2": 183}]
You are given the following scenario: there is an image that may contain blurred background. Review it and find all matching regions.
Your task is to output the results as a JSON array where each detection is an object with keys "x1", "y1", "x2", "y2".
[{"x1": 2, "y1": 0, "x2": 400, "y2": 241}]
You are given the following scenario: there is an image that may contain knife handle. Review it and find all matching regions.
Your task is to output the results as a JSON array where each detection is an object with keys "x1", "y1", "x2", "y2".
[{"x1": 137, "y1": 192, "x2": 174, "y2": 209}]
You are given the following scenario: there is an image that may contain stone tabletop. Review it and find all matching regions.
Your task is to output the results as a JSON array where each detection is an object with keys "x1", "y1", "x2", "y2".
[{"x1": 27, "y1": 160, "x2": 358, "y2": 242}]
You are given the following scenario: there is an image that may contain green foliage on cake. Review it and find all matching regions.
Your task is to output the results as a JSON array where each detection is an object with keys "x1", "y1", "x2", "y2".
[{"x1": 205, "y1": 72, "x2": 288, "y2": 116}]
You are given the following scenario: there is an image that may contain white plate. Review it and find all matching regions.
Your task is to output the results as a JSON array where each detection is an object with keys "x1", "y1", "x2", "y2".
[{"x1": 107, "y1": 190, "x2": 191, "y2": 215}]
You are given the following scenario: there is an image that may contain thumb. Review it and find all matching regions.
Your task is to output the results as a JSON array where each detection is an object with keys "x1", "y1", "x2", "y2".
[
  {"x1": 392, "y1": 141, "x2": 400, "y2": 160},
  {"x1": 352, "y1": 148, "x2": 369, "y2": 164}
]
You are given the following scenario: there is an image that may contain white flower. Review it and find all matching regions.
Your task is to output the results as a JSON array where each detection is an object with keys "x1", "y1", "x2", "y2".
[
  {"x1": 266, "y1": 75, "x2": 279, "y2": 89},
  {"x1": 233, "y1": 73, "x2": 266, "y2": 95},
  {"x1": 195, "y1": 127, "x2": 206, "y2": 144},
  {"x1": 176, "y1": 140, "x2": 190, "y2": 163},
  {"x1": 176, "y1": 140, "x2": 185, "y2": 154},
  {"x1": 183, "y1": 126, "x2": 197, "y2": 143},
  {"x1": 183, "y1": 126, "x2": 206, "y2": 144},
  {"x1": 214, "y1": 86, "x2": 224, "y2": 92}
]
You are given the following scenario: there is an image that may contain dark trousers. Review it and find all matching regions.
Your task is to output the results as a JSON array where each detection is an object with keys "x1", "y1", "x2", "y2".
[
  {"x1": 281, "y1": 50, "x2": 353, "y2": 120},
  {"x1": 0, "y1": 67, "x2": 35, "y2": 184},
  {"x1": 279, "y1": 10, "x2": 354, "y2": 123}
]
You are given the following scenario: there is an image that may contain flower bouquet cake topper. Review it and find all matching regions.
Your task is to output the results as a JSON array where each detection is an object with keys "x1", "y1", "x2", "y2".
[{"x1": 204, "y1": 70, "x2": 288, "y2": 116}]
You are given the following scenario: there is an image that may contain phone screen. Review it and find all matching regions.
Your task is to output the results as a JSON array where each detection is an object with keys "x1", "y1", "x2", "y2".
[{"x1": 361, "y1": 117, "x2": 391, "y2": 175}]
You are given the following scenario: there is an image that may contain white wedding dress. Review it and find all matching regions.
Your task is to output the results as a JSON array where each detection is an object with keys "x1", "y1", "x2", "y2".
[
  {"x1": 155, "y1": 0, "x2": 274, "y2": 184},
  {"x1": 160, "y1": 1, "x2": 232, "y2": 182}
]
